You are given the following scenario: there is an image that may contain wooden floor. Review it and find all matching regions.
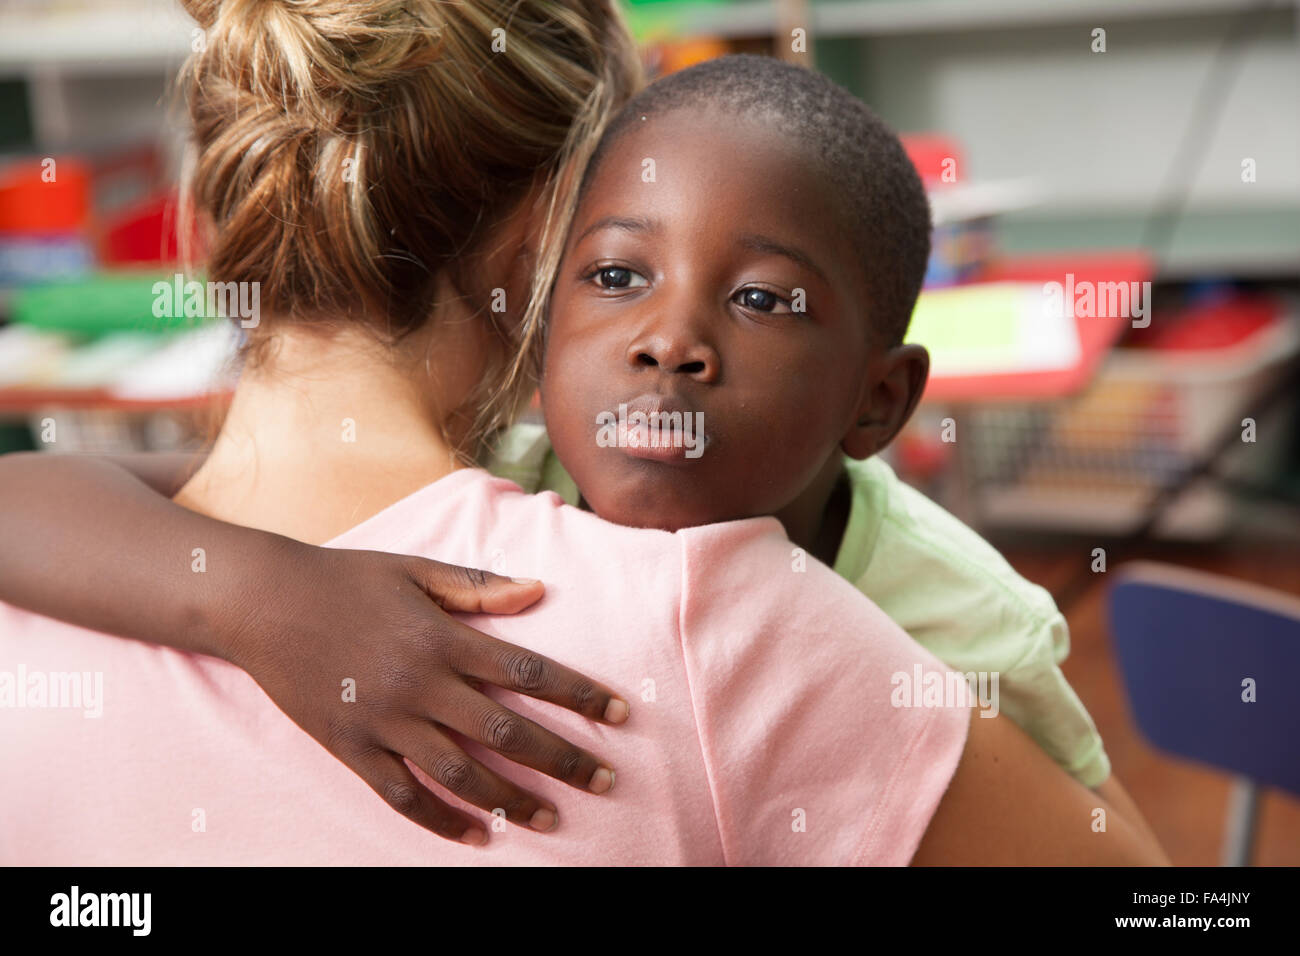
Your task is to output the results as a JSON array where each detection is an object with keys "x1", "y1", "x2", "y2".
[{"x1": 1000, "y1": 541, "x2": 1300, "y2": 866}]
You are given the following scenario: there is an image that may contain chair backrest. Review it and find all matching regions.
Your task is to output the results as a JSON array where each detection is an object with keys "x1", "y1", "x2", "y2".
[{"x1": 1108, "y1": 561, "x2": 1300, "y2": 797}]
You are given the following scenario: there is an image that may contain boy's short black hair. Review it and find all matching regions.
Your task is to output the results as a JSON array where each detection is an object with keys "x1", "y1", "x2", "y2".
[{"x1": 585, "y1": 54, "x2": 932, "y2": 346}]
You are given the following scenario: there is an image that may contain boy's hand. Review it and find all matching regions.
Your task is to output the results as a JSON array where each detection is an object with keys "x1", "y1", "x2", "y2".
[{"x1": 223, "y1": 540, "x2": 626, "y2": 846}]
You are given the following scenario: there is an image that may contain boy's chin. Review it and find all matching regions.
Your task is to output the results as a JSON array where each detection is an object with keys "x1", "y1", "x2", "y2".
[
  {"x1": 579, "y1": 481, "x2": 736, "y2": 533},
  {"x1": 588, "y1": 499, "x2": 712, "y2": 533}
]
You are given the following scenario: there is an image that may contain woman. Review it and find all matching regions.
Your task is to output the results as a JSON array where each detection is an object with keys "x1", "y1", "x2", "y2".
[
  {"x1": 0, "y1": 0, "x2": 1162, "y2": 863},
  {"x1": 2, "y1": 0, "x2": 644, "y2": 843}
]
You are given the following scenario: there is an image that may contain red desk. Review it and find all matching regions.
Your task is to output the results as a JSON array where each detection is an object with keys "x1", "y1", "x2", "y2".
[{"x1": 920, "y1": 251, "x2": 1154, "y2": 403}]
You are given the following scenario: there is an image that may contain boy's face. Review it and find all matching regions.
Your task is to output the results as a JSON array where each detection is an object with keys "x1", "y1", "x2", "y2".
[{"x1": 542, "y1": 106, "x2": 888, "y2": 531}]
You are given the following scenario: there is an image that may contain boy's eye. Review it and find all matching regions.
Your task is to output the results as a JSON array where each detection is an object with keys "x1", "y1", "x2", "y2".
[
  {"x1": 592, "y1": 267, "x2": 648, "y2": 290},
  {"x1": 735, "y1": 287, "x2": 792, "y2": 314}
]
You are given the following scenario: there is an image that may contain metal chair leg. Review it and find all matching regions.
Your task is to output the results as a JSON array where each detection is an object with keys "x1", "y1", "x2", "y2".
[{"x1": 1220, "y1": 776, "x2": 1260, "y2": 867}]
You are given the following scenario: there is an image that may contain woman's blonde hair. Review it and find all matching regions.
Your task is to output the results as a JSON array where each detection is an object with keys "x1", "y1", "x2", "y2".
[{"x1": 179, "y1": 0, "x2": 642, "y2": 457}]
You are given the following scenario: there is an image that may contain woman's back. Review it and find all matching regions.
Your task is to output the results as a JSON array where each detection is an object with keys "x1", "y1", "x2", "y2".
[{"x1": 0, "y1": 468, "x2": 967, "y2": 865}]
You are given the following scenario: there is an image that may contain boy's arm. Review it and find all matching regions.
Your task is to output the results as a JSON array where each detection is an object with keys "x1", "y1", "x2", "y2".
[
  {"x1": 0, "y1": 451, "x2": 253, "y2": 657},
  {"x1": 0, "y1": 451, "x2": 628, "y2": 844},
  {"x1": 912, "y1": 709, "x2": 1170, "y2": 865},
  {"x1": 1094, "y1": 774, "x2": 1164, "y2": 855},
  {"x1": 834, "y1": 457, "x2": 1167, "y2": 853},
  {"x1": 97, "y1": 452, "x2": 202, "y2": 497},
  {"x1": 677, "y1": 519, "x2": 1166, "y2": 866}
]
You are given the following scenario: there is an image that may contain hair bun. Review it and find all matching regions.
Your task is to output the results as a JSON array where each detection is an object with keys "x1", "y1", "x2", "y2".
[
  {"x1": 181, "y1": 0, "x2": 220, "y2": 30},
  {"x1": 185, "y1": 0, "x2": 444, "y2": 124}
]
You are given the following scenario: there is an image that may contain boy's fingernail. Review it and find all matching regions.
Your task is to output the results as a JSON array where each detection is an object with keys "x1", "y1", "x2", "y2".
[
  {"x1": 460, "y1": 827, "x2": 487, "y2": 847},
  {"x1": 529, "y1": 808, "x2": 558, "y2": 832},
  {"x1": 604, "y1": 698, "x2": 629, "y2": 723},
  {"x1": 588, "y1": 766, "x2": 615, "y2": 795},
  {"x1": 510, "y1": 577, "x2": 540, "y2": 585}
]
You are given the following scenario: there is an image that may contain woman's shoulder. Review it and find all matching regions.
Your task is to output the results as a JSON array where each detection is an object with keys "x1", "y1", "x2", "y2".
[{"x1": 327, "y1": 465, "x2": 684, "y2": 579}]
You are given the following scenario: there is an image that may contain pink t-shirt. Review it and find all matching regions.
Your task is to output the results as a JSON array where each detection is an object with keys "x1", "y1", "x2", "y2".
[{"x1": 0, "y1": 467, "x2": 968, "y2": 865}]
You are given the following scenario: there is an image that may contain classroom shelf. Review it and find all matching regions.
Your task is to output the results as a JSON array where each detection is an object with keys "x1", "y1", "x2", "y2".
[
  {"x1": 0, "y1": 2, "x2": 193, "y2": 75},
  {"x1": 6, "y1": 0, "x2": 1274, "y2": 66},
  {"x1": 0, "y1": 387, "x2": 224, "y2": 415},
  {"x1": 656, "y1": 0, "x2": 1282, "y2": 41},
  {"x1": 997, "y1": 207, "x2": 1300, "y2": 280}
]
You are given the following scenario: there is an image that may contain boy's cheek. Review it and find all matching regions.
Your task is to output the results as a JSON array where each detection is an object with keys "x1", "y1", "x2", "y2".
[{"x1": 539, "y1": 369, "x2": 594, "y2": 458}]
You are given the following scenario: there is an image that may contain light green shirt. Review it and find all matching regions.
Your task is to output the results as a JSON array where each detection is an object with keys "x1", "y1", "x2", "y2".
[{"x1": 486, "y1": 422, "x2": 1111, "y2": 788}]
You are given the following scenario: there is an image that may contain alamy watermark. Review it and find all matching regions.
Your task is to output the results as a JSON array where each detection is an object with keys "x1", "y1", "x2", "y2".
[
  {"x1": 0, "y1": 664, "x2": 103, "y2": 718},
  {"x1": 596, "y1": 404, "x2": 706, "y2": 459},
  {"x1": 1043, "y1": 273, "x2": 1151, "y2": 328},
  {"x1": 152, "y1": 273, "x2": 260, "y2": 328},
  {"x1": 890, "y1": 665, "x2": 1000, "y2": 718},
  {"x1": 50, "y1": 886, "x2": 150, "y2": 936}
]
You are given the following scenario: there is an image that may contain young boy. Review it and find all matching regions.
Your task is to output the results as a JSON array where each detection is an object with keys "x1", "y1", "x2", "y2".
[
  {"x1": 491, "y1": 54, "x2": 1111, "y2": 791},
  {"x1": 0, "y1": 55, "x2": 1133, "y2": 841}
]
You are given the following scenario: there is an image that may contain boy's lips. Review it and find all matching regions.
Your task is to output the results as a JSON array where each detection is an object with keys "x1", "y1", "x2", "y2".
[{"x1": 608, "y1": 392, "x2": 710, "y2": 464}]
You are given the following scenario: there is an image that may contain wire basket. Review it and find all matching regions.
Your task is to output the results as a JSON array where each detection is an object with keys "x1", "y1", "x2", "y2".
[{"x1": 966, "y1": 306, "x2": 1300, "y2": 537}]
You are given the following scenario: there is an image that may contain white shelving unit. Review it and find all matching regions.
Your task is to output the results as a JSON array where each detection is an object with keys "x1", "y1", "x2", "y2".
[
  {"x1": 0, "y1": 2, "x2": 193, "y2": 74},
  {"x1": 0, "y1": 2, "x2": 192, "y2": 155},
  {"x1": 1, "y1": 0, "x2": 1296, "y2": 274},
  {"x1": 664, "y1": 0, "x2": 1290, "y2": 40}
]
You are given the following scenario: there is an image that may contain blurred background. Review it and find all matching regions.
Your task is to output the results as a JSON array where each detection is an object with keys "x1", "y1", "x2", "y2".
[{"x1": 0, "y1": 0, "x2": 1297, "y2": 864}]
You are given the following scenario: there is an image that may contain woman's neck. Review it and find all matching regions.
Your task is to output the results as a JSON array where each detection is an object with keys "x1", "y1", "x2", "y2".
[{"x1": 176, "y1": 320, "x2": 475, "y2": 545}]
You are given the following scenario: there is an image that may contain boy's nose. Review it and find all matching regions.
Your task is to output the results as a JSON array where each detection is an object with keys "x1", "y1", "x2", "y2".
[{"x1": 625, "y1": 331, "x2": 720, "y2": 383}]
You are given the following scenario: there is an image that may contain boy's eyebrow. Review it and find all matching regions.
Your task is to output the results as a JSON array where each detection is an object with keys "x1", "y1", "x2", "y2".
[
  {"x1": 738, "y1": 233, "x2": 828, "y2": 283},
  {"x1": 575, "y1": 215, "x2": 658, "y2": 244}
]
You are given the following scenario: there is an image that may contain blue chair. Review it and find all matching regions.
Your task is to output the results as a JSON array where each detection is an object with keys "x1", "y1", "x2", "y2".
[{"x1": 1108, "y1": 561, "x2": 1300, "y2": 866}]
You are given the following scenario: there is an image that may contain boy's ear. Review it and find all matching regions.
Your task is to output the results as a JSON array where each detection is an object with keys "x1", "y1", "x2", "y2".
[{"x1": 841, "y1": 344, "x2": 929, "y2": 460}]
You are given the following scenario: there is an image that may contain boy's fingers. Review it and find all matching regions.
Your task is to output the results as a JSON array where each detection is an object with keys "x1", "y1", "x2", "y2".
[
  {"x1": 399, "y1": 725, "x2": 561, "y2": 831},
  {"x1": 439, "y1": 685, "x2": 615, "y2": 794},
  {"x1": 410, "y1": 559, "x2": 544, "y2": 615},
  {"x1": 453, "y1": 620, "x2": 630, "y2": 724},
  {"x1": 359, "y1": 751, "x2": 487, "y2": 846}
]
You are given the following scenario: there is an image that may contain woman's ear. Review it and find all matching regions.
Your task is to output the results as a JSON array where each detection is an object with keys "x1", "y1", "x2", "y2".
[{"x1": 841, "y1": 344, "x2": 930, "y2": 460}]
